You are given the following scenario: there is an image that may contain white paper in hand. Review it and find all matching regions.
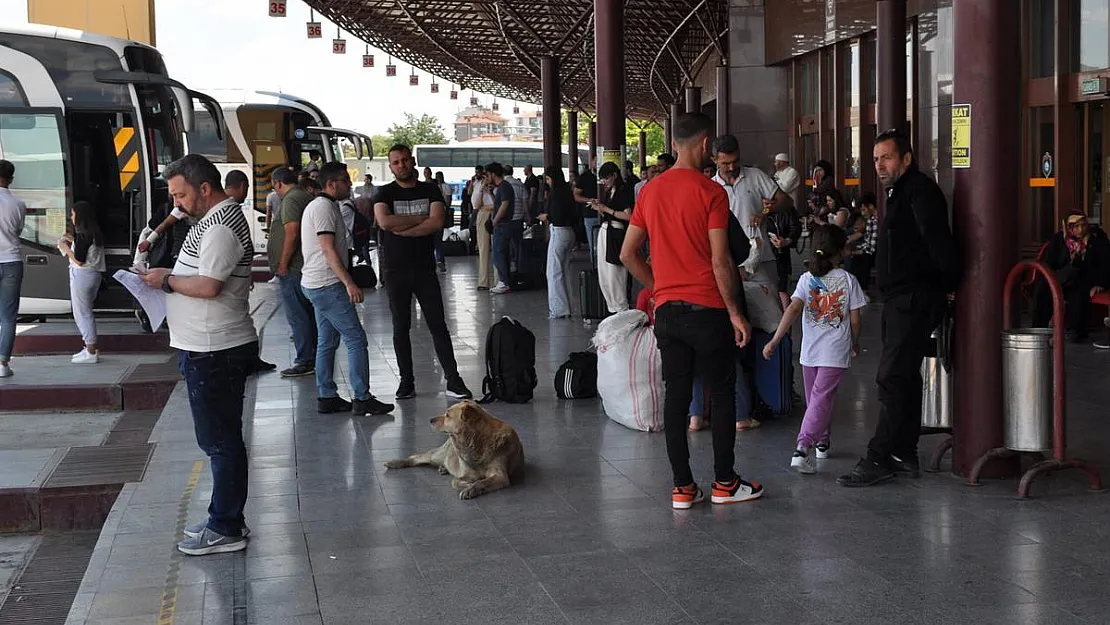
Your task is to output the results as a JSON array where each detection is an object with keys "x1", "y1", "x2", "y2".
[{"x1": 112, "y1": 270, "x2": 167, "y2": 332}]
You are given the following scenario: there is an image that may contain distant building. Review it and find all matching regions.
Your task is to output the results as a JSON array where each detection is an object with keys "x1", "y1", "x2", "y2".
[
  {"x1": 454, "y1": 106, "x2": 506, "y2": 142},
  {"x1": 506, "y1": 110, "x2": 542, "y2": 141}
]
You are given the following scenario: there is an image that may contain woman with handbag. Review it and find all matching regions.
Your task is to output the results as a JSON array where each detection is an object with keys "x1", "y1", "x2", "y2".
[{"x1": 591, "y1": 161, "x2": 633, "y2": 313}]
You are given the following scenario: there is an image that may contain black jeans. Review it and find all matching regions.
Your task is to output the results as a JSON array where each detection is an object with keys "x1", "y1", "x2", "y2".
[
  {"x1": 774, "y1": 251, "x2": 792, "y2": 294},
  {"x1": 867, "y1": 290, "x2": 944, "y2": 464},
  {"x1": 1032, "y1": 278, "x2": 1091, "y2": 336},
  {"x1": 654, "y1": 302, "x2": 739, "y2": 487},
  {"x1": 178, "y1": 341, "x2": 256, "y2": 536},
  {"x1": 846, "y1": 253, "x2": 874, "y2": 291},
  {"x1": 384, "y1": 265, "x2": 460, "y2": 384}
]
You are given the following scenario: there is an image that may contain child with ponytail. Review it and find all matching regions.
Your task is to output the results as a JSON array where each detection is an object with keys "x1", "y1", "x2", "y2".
[{"x1": 763, "y1": 224, "x2": 866, "y2": 474}]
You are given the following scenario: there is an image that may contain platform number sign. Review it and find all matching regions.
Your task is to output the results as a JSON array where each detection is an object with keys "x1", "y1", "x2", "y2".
[
  {"x1": 306, "y1": 22, "x2": 322, "y2": 38},
  {"x1": 431, "y1": 83, "x2": 440, "y2": 94},
  {"x1": 409, "y1": 75, "x2": 419, "y2": 86},
  {"x1": 268, "y1": 0, "x2": 286, "y2": 17},
  {"x1": 386, "y1": 64, "x2": 397, "y2": 77},
  {"x1": 470, "y1": 96, "x2": 479, "y2": 106},
  {"x1": 450, "y1": 90, "x2": 458, "y2": 100},
  {"x1": 362, "y1": 54, "x2": 375, "y2": 68},
  {"x1": 332, "y1": 38, "x2": 347, "y2": 54}
]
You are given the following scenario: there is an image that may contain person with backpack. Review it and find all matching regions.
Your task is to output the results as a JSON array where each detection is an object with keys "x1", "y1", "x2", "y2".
[{"x1": 373, "y1": 144, "x2": 473, "y2": 401}]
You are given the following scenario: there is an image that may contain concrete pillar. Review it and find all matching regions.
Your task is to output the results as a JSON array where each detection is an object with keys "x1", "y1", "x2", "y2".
[
  {"x1": 594, "y1": 0, "x2": 625, "y2": 165},
  {"x1": 567, "y1": 110, "x2": 579, "y2": 171},
  {"x1": 684, "y1": 86, "x2": 702, "y2": 114},
  {"x1": 638, "y1": 130, "x2": 648, "y2": 169},
  {"x1": 540, "y1": 56, "x2": 562, "y2": 171},
  {"x1": 951, "y1": 0, "x2": 1021, "y2": 478},
  {"x1": 715, "y1": 65, "x2": 729, "y2": 135},
  {"x1": 876, "y1": 0, "x2": 908, "y2": 134}
]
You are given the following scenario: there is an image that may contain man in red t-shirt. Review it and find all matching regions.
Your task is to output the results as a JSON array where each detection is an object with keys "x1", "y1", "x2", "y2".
[{"x1": 620, "y1": 113, "x2": 763, "y2": 510}]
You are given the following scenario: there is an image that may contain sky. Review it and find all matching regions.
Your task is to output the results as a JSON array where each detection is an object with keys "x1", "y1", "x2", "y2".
[{"x1": 0, "y1": 0, "x2": 538, "y2": 136}]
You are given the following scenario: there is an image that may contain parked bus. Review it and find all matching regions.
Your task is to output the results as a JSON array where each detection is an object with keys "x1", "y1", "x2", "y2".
[
  {"x1": 0, "y1": 24, "x2": 223, "y2": 315},
  {"x1": 186, "y1": 90, "x2": 373, "y2": 252},
  {"x1": 412, "y1": 141, "x2": 589, "y2": 208}
]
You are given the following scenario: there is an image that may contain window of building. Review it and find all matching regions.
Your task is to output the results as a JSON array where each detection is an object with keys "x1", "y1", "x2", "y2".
[
  {"x1": 1027, "y1": 107, "x2": 1057, "y2": 244},
  {"x1": 865, "y1": 36, "x2": 877, "y2": 104},
  {"x1": 1078, "y1": 0, "x2": 1109, "y2": 72},
  {"x1": 800, "y1": 56, "x2": 819, "y2": 116},
  {"x1": 844, "y1": 40, "x2": 860, "y2": 110},
  {"x1": 1029, "y1": 0, "x2": 1056, "y2": 78}
]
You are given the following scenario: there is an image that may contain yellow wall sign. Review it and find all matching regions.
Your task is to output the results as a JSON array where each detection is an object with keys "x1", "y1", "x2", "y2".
[
  {"x1": 602, "y1": 148, "x2": 623, "y2": 167},
  {"x1": 951, "y1": 104, "x2": 971, "y2": 169}
]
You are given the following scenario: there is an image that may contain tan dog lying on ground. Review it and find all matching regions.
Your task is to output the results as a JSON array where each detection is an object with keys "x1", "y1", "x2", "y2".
[{"x1": 384, "y1": 400, "x2": 525, "y2": 500}]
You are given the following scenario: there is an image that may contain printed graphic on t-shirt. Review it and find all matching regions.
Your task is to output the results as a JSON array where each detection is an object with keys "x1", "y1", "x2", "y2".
[
  {"x1": 393, "y1": 198, "x2": 431, "y2": 217},
  {"x1": 804, "y1": 274, "x2": 849, "y2": 328}
]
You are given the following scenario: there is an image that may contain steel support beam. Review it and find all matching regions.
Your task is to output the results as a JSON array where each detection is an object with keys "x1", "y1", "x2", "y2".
[
  {"x1": 685, "y1": 86, "x2": 702, "y2": 114},
  {"x1": 876, "y1": 0, "x2": 907, "y2": 135},
  {"x1": 638, "y1": 130, "x2": 648, "y2": 169},
  {"x1": 541, "y1": 55, "x2": 562, "y2": 170},
  {"x1": 568, "y1": 110, "x2": 580, "y2": 171},
  {"x1": 715, "y1": 65, "x2": 728, "y2": 135}
]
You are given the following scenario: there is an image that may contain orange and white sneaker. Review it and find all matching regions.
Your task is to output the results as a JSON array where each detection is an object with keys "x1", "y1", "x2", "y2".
[
  {"x1": 671, "y1": 484, "x2": 705, "y2": 510},
  {"x1": 711, "y1": 477, "x2": 764, "y2": 504}
]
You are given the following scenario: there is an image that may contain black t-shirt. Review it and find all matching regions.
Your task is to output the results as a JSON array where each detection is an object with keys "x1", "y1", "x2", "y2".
[
  {"x1": 493, "y1": 180, "x2": 515, "y2": 221},
  {"x1": 525, "y1": 175, "x2": 540, "y2": 205},
  {"x1": 546, "y1": 187, "x2": 577, "y2": 228},
  {"x1": 577, "y1": 171, "x2": 598, "y2": 219},
  {"x1": 375, "y1": 181, "x2": 445, "y2": 270}
]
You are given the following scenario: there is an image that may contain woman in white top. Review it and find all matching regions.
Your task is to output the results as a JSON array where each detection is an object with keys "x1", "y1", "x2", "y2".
[{"x1": 58, "y1": 201, "x2": 106, "y2": 364}]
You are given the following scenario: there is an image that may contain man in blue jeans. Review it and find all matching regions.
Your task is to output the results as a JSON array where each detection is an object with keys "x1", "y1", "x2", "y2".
[
  {"x1": 138, "y1": 154, "x2": 258, "y2": 555},
  {"x1": 299, "y1": 162, "x2": 393, "y2": 416},
  {"x1": 574, "y1": 159, "x2": 599, "y2": 266},
  {"x1": 269, "y1": 168, "x2": 317, "y2": 378},
  {"x1": 0, "y1": 160, "x2": 26, "y2": 379},
  {"x1": 485, "y1": 162, "x2": 519, "y2": 295}
]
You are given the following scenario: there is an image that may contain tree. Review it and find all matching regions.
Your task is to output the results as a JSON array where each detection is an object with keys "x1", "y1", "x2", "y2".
[
  {"x1": 556, "y1": 110, "x2": 665, "y2": 168},
  {"x1": 370, "y1": 134, "x2": 392, "y2": 157},
  {"x1": 385, "y1": 113, "x2": 448, "y2": 150}
]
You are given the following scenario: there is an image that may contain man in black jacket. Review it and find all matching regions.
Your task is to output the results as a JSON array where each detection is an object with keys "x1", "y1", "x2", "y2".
[{"x1": 838, "y1": 129, "x2": 960, "y2": 487}]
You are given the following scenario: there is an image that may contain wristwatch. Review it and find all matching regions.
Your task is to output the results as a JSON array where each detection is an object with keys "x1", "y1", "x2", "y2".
[{"x1": 161, "y1": 274, "x2": 175, "y2": 294}]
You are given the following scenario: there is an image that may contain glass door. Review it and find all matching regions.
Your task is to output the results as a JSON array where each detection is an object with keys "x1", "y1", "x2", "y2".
[{"x1": 1082, "y1": 103, "x2": 1106, "y2": 224}]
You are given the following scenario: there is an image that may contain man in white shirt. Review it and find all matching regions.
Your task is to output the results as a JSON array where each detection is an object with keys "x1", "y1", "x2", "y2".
[
  {"x1": 138, "y1": 154, "x2": 257, "y2": 556},
  {"x1": 0, "y1": 160, "x2": 26, "y2": 378},
  {"x1": 299, "y1": 161, "x2": 393, "y2": 417},
  {"x1": 710, "y1": 135, "x2": 793, "y2": 288},
  {"x1": 773, "y1": 153, "x2": 802, "y2": 210}
]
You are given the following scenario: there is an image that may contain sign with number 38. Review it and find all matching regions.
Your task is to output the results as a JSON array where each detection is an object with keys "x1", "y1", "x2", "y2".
[{"x1": 268, "y1": 0, "x2": 286, "y2": 17}]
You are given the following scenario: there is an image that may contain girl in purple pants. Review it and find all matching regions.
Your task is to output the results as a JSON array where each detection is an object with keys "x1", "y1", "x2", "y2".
[{"x1": 764, "y1": 225, "x2": 865, "y2": 474}]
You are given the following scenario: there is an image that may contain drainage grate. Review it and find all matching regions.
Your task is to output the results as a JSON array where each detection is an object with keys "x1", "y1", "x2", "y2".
[
  {"x1": 0, "y1": 531, "x2": 98, "y2": 624},
  {"x1": 43, "y1": 444, "x2": 154, "y2": 488}
]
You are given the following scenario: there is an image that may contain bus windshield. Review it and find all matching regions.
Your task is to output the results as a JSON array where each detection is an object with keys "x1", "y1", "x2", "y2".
[{"x1": 135, "y1": 84, "x2": 185, "y2": 175}]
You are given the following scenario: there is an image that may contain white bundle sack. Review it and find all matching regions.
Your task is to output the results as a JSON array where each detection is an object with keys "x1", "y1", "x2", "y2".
[{"x1": 591, "y1": 310, "x2": 663, "y2": 432}]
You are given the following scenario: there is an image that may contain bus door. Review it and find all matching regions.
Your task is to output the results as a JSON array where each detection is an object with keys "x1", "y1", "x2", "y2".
[{"x1": 0, "y1": 44, "x2": 71, "y2": 315}]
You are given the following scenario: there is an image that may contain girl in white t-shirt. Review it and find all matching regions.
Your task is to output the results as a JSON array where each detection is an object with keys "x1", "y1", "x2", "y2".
[{"x1": 763, "y1": 225, "x2": 866, "y2": 474}]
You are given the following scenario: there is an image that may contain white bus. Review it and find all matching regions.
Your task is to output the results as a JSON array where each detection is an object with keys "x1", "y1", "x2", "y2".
[
  {"x1": 0, "y1": 25, "x2": 222, "y2": 315},
  {"x1": 186, "y1": 90, "x2": 373, "y2": 251},
  {"x1": 412, "y1": 141, "x2": 590, "y2": 207}
]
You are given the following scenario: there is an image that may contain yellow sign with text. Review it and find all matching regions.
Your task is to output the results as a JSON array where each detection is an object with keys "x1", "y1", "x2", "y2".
[{"x1": 951, "y1": 104, "x2": 971, "y2": 168}]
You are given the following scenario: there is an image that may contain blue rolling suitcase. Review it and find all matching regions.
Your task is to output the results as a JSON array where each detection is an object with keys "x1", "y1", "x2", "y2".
[{"x1": 751, "y1": 330, "x2": 793, "y2": 415}]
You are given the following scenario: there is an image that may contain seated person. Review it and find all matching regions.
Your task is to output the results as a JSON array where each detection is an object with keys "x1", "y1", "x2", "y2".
[{"x1": 1032, "y1": 211, "x2": 1110, "y2": 342}]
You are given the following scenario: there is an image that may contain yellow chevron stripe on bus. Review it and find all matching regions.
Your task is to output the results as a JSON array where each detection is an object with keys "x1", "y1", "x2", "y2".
[
  {"x1": 114, "y1": 127, "x2": 140, "y2": 191},
  {"x1": 113, "y1": 127, "x2": 135, "y2": 155},
  {"x1": 119, "y1": 152, "x2": 140, "y2": 191}
]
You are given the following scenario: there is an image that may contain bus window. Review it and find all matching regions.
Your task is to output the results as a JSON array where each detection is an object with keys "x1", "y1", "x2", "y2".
[
  {"x1": 482, "y1": 148, "x2": 514, "y2": 165},
  {"x1": 0, "y1": 34, "x2": 129, "y2": 107},
  {"x1": 0, "y1": 72, "x2": 26, "y2": 106},
  {"x1": 0, "y1": 112, "x2": 66, "y2": 247},
  {"x1": 416, "y1": 147, "x2": 451, "y2": 168},
  {"x1": 449, "y1": 149, "x2": 478, "y2": 168},
  {"x1": 188, "y1": 108, "x2": 228, "y2": 163},
  {"x1": 512, "y1": 148, "x2": 544, "y2": 168}
]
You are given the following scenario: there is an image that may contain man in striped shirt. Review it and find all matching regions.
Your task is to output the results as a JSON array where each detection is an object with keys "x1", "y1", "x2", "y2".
[{"x1": 139, "y1": 154, "x2": 257, "y2": 556}]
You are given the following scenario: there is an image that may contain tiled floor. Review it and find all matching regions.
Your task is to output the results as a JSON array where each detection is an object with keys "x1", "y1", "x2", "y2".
[{"x1": 61, "y1": 253, "x2": 1110, "y2": 625}]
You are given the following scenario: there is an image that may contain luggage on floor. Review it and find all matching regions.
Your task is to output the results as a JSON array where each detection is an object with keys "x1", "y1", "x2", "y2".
[
  {"x1": 592, "y1": 310, "x2": 663, "y2": 432},
  {"x1": 479, "y1": 317, "x2": 537, "y2": 404},
  {"x1": 349, "y1": 258, "x2": 377, "y2": 290},
  {"x1": 441, "y1": 227, "x2": 470, "y2": 256},
  {"x1": 751, "y1": 330, "x2": 793, "y2": 415},
  {"x1": 510, "y1": 225, "x2": 547, "y2": 291},
  {"x1": 579, "y1": 269, "x2": 609, "y2": 320},
  {"x1": 554, "y1": 351, "x2": 598, "y2": 399}
]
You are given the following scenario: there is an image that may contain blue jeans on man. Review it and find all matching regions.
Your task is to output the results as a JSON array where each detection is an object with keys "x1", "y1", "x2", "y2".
[
  {"x1": 0, "y1": 261, "x2": 22, "y2": 363},
  {"x1": 301, "y1": 281, "x2": 371, "y2": 400},
  {"x1": 689, "y1": 350, "x2": 752, "y2": 422},
  {"x1": 492, "y1": 220, "x2": 522, "y2": 285},
  {"x1": 179, "y1": 341, "x2": 256, "y2": 537},
  {"x1": 277, "y1": 272, "x2": 316, "y2": 367}
]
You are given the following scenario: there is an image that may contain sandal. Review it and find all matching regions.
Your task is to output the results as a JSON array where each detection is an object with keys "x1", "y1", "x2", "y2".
[
  {"x1": 688, "y1": 416, "x2": 706, "y2": 432},
  {"x1": 736, "y1": 419, "x2": 762, "y2": 432}
]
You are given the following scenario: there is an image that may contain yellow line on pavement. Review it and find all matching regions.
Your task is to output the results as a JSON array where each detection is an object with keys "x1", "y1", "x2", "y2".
[{"x1": 157, "y1": 460, "x2": 204, "y2": 625}]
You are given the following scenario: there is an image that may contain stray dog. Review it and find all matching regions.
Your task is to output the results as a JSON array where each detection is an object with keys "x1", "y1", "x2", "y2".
[{"x1": 384, "y1": 400, "x2": 524, "y2": 500}]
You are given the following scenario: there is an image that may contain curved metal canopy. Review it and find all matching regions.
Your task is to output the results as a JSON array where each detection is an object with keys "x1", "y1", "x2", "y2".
[{"x1": 306, "y1": 0, "x2": 726, "y2": 118}]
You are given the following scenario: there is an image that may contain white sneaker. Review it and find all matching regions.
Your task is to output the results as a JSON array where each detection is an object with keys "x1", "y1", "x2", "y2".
[
  {"x1": 490, "y1": 282, "x2": 511, "y2": 295},
  {"x1": 791, "y1": 449, "x2": 817, "y2": 474},
  {"x1": 71, "y1": 349, "x2": 99, "y2": 364},
  {"x1": 0, "y1": 363, "x2": 11, "y2": 378},
  {"x1": 815, "y1": 441, "x2": 830, "y2": 459}
]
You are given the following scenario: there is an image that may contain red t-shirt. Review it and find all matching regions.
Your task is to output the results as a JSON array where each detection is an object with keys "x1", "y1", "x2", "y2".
[{"x1": 630, "y1": 168, "x2": 729, "y2": 309}]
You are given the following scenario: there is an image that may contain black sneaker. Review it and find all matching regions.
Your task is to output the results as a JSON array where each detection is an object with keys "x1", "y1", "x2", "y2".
[
  {"x1": 280, "y1": 363, "x2": 314, "y2": 378},
  {"x1": 836, "y1": 458, "x2": 896, "y2": 487},
  {"x1": 395, "y1": 381, "x2": 416, "y2": 400},
  {"x1": 252, "y1": 358, "x2": 277, "y2": 373},
  {"x1": 890, "y1": 455, "x2": 921, "y2": 479},
  {"x1": 317, "y1": 396, "x2": 352, "y2": 414},
  {"x1": 353, "y1": 396, "x2": 394, "y2": 416},
  {"x1": 445, "y1": 377, "x2": 473, "y2": 400},
  {"x1": 437, "y1": 261, "x2": 447, "y2": 273}
]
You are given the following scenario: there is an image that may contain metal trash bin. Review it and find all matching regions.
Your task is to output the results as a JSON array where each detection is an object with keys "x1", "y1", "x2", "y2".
[
  {"x1": 921, "y1": 330, "x2": 952, "y2": 429},
  {"x1": 1002, "y1": 328, "x2": 1054, "y2": 452}
]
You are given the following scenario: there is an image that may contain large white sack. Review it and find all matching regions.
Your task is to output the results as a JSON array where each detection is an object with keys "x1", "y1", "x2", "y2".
[{"x1": 591, "y1": 310, "x2": 663, "y2": 432}]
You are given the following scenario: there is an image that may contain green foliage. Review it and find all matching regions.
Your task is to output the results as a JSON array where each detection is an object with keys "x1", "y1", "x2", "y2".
[
  {"x1": 382, "y1": 113, "x2": 448, "y2": 152},
  {"x1": 370, "y1": 134, "x2": 392, "y2": 157},
  {"x1": 555, "y1": 110, "x2": 664, "y2": 165}
]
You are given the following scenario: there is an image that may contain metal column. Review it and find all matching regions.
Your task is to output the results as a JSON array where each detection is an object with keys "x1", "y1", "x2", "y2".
[
  {"x1": 638, "y1": 130, "x2": 648, "y2": 169},
  {"x1": 952, "y1": 0, "x2": 1021, "y2": 478},
  {"x1": 715, "y1": 65, "x2": 729, "y2": 135},
  {"x1": 662, "y1": 115, "x2": 673, "y2": 156},
  {"x1": 588, "y1": 121, "x2": 598, "y2": 167},
  {"x1": 684, "y1": 86, "x2": 702, "y2": 114},
  {"x1": 594, "y1": 0, "x2": 625, "y2": 167},
  {"x1": 567, "y1": 110, "x2": 579, "y2": 171},
  {"x1": 876, "y1": 0, "x2": 907, "y2": 134},
  {"x1": 540, "y1": 55, "x2": 562, "y2": 170},
  {"x1": 669, "y1": 102, "x2": 681, "y2": 153}
]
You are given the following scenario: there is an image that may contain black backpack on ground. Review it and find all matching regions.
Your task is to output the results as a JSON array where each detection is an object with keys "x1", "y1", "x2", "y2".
[
  {"x1": 479, "y1": 317, "x2": 537, "y2": 404},
  {"x1": 554, "y1": 351, "x2": 597, "y2": 399}
]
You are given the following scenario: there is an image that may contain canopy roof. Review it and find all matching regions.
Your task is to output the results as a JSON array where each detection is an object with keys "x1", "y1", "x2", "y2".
[{"x1": 307, "y1": 0, "x2": 727, "y2": 118}]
